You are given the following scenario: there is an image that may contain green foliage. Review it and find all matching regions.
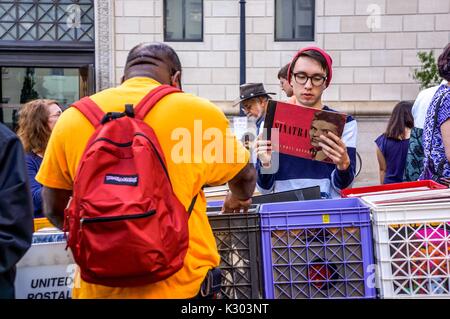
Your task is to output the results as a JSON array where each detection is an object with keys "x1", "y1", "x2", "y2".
[{"x1": 413, "y1": 51, "x2": 441, "y2": 89}]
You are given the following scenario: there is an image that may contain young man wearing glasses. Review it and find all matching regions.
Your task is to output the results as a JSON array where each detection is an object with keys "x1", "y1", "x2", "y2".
[{"x1": 255, "y1": 47, "x2": 357, "y2": 198}]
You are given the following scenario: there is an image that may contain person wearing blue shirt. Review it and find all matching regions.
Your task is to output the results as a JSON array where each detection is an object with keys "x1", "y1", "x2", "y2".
[
  {"x1": 375, "y1": 101, "x2": 414, "y2": 184},
  {"x1": 17, "y1": 99, "x2": 62, "y2": 217}
]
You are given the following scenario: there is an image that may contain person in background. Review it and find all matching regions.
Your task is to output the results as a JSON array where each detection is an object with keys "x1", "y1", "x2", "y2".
[
  {"x1": 412, "y1": 80, "x2": 448, "y2": 130},
  {"x1": 0, "y1": 122, "x2": 33, "y2": 299},
  {"x1": 375, "y1": 101, "x2": 414, "y2": 184},
  {"x1": 419, "y1": 43, "x2": 450, "y2": 184},
  {"x1": 17, "y1": 99, "x2": 62, "y2": 218},
  {"x1": 277, "y1": 63, "x2": 297, "y2": 104},
  {"x1": 404, "y1": 79, "x2": 448, "y2": 181},
  {"x1": 233, "y1": 83, "x2": 275, "y2": 135}
]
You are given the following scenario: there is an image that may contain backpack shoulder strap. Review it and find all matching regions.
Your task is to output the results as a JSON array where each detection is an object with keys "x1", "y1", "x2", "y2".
[
  {"x1": 134, "y1": 85, "x2": 181, "y2": 120},
  {"x1": 71, "y1": 97, "x2": 104, "y2": 128},
  {"x1": 187, "y1": 194, "x2": 198, "y2": 216}
]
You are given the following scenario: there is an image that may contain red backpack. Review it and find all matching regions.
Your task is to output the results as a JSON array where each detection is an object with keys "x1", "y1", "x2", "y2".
[{"x1": 64, "y1": 85, "x2": 196, "y2": 287}]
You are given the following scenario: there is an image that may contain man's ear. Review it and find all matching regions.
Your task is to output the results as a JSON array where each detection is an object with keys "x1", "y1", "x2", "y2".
[{"x1": 171, "y1": 71, "x2": 182, "y2": 89}]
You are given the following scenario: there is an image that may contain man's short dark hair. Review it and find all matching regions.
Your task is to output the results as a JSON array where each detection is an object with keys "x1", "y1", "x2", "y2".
[
  {"x1": 278, "y1": 63, "x2": 290, "y2": 80},
  {"x1": 125, "y1": 42, "x2": 182, "y2": 75}
]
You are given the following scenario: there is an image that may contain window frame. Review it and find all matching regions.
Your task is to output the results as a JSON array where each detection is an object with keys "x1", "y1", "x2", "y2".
[
  {"x1": 163, "y1": 0, "x2": 204, "y2": 42},
  {"x1": 0, "y1": 0, "x2": 95, "y2": 49},
  {"x1": 274, "y1": 0, "x2": 315, "y2": 42}
]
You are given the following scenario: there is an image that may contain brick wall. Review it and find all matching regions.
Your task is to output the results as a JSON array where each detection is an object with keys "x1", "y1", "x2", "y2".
[
  {"x1": 112, "y1": 0, "x2": 450, "y2": 111},
  {"x1": 110, "y1": 0, "x2": 449, "y2": 185}
]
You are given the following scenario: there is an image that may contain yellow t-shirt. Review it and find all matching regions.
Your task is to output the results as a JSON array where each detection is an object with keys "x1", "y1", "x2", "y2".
[{"x1": 36, "y1": 77, "x2": 249, "y2": 298}]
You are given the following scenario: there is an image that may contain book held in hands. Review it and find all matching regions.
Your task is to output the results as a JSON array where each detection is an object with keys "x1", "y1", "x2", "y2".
[{"x1": 263, "y1": 100, "x2": 347, "y2": 163}]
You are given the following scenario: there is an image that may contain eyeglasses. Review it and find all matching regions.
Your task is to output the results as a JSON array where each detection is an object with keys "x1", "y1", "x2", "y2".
[{"x1": 292, "y1": 72, "x2": 327, "y2": 86}]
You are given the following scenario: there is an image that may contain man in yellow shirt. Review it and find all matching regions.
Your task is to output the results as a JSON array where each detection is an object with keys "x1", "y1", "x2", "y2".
[{"x1": 36, "y1": 42, "x2": 256, "y2": 298}]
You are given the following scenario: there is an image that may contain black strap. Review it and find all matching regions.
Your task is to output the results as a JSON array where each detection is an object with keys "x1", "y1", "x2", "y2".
[{"x1": 187, "y1": 194, "x2": 198, "y2": 216}]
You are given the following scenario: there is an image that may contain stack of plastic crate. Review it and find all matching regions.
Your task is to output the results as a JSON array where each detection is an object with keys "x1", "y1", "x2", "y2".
[
  {"x1": 346, "y1": 182, "x2": 450, "y2": 299},
  {"x1": 207, "y1": 205, "x2": 263, "y2": 299},
  {"x1": 259, "y1": 198, "x2": 376, "y2": 299}
]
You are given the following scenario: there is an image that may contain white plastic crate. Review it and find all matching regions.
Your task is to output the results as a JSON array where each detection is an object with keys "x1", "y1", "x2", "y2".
[{"x1": 366, "y1": 200, "x2": 450, "y2": 299}]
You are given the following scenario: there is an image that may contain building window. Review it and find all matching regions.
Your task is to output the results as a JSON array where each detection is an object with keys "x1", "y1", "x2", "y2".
[
  {"x1": 275, "y1": 0, "x2": 315, "y2": 42},
  {"x1": 164, "y1": 0, "x2": 203, "y2": 42},
  {"x1": 0, "y1": 0, "x2": 94, "y2": 45}
]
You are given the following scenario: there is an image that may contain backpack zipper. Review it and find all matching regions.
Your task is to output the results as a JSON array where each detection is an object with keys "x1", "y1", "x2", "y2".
[
  {"x1": 89, "y1": 133, "x2": 171, "y2": 183},
  {"x1": 80, "y1": 210, "x2": 156, "y2": 225}
]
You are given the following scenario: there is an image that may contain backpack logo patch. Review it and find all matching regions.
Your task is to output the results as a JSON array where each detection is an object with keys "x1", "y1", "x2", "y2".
[{"x1": 104, "y1": 174, "x2": 139, "y2": 186}]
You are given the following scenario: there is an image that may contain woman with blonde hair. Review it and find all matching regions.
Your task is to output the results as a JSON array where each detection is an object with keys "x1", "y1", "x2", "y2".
[{"x1": 17, "y1": 99, "x2": 62, "y2": 217}]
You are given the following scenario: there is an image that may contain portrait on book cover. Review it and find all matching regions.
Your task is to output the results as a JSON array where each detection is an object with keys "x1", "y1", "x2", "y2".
[{"x1": 309, "y1": 110, "x2": 346, "y2": 162}]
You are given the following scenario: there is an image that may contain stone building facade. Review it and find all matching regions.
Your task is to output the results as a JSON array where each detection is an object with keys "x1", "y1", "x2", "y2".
[
  {"x1": 1, "y1": 0, "x2": 447, "y2": 185},
  {"x1": 98, "y1": 0, "x2": 449, "y2": 185}
]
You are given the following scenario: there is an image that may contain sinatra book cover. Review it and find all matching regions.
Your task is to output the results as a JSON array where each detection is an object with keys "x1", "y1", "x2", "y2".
[{"x1": 263, "y1": 100, "x2": 347, "y2": 164}]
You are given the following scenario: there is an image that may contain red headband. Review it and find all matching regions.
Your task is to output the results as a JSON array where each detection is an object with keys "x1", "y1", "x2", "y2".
[{"x1": 287, "y1": 46, "x2": 333, "y2": 87}]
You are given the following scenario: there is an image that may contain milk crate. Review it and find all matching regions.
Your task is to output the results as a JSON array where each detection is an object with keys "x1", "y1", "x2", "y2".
[
  {"x1": 207, "y1": 205, "x2": 263, "y2": 299},
  {"x1": 259, "y1": 198, "x2": 376, "y2": 299},
  {"x1": 368, "y1": 201, "x2": 450, "y2": 299}
]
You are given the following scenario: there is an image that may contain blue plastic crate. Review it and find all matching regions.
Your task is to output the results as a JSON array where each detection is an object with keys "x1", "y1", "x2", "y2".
[{"x1": 259, "y1": 198, "x2": 376, "y2": 299}]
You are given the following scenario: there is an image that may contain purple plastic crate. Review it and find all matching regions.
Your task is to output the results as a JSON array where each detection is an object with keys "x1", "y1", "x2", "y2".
[{"x1": 259, "y1": 198, "x2": 376, "y2": 299}]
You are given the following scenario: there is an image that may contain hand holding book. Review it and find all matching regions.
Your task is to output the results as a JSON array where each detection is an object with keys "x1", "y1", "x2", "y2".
[
  {"x1": 318, "y1": 131, "x2": 351, "y2": 170},
  {"x1": 263, "y1": 100, "x2": 348, "y2": 165},
  {"x1": 255, "y1": 137, "x2": 272, "y2": 168}
]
